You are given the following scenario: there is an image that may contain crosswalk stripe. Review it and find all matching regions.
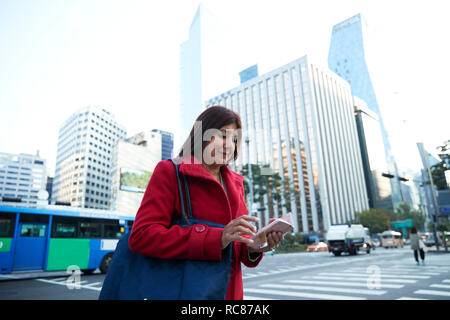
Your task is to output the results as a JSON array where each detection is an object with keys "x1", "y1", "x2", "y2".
[
  {"x1": 397, "y1": 297, "x2": 428, "y2": 300},
  {"x1": 303, "y1": 275, "x2": 417, "y2": 284},
  {"x1": 344, "y1": 268, "x2": 440, "y2": 276},
  {"x1": 430, "y1": 284, "x2": 450, "y2": 289},
  {"x1": 244, "y1": 288, "x2": 366, "y2": 300},
  {"x1": 443, "y1": 280, "x2": 450, "y2": 283},
  {"x1": 260, "y1": 283, "x2": 386, "y2": 296},
  {"x1": 244, "y1": 295, "x2": 277, "y2": 300},
  {"x1": 319, "y1": 272, "x2": 429, "y2": 279},
  {"x1": 392, "y1": 265, "x2": 450, "y2": 271},
  {"x1": 414, "y1": 289, "x2": 450, "y2": 297},
  {"x1": 287, "y1": 279, "x2": 403, "y2": 289}
]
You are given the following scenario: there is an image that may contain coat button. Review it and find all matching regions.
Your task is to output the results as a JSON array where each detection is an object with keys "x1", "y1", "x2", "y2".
[{"x1": 195, "y1": 225, "x2": 206, "y2": 233}]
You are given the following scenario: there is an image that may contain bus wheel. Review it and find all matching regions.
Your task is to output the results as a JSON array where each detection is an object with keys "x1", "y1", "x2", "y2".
[
  {"x1": 100, "y1": 253, "x2": 113, "y2": 274},
  {"x1": 82, "y1": 269, "x2": 96, "y2": 275}
]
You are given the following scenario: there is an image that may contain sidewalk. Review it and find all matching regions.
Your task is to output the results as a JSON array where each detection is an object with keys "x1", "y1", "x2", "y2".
[{"x1": 0, "y1": 269, "x2": 101, "y2": 282}]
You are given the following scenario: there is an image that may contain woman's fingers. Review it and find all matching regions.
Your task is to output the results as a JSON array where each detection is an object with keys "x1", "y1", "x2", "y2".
[
  {"x1": 231, "y1": 225, "x2": 256, "y2": 237},
  {"x1": 230, "y1": 216, "x2": 258, "y2": 233}
]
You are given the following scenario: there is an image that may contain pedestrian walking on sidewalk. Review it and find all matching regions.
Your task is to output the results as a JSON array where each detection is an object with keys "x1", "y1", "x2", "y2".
[{"x1": 410, "y1": 227, "x2": 425, "y2": 265}]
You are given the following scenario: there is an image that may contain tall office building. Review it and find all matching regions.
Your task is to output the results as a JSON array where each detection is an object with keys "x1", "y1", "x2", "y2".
[
  {"x1": 354, "y1": 97, "x2": 393, "y2": 210},
  {"x1": 179, "y1": 4, "x2": 233, "y2": 144},
  {"x1": 151, "y1": 129, "x2": 174, "y2": 160},
  {"x1": 206, "y1": 56, "x2": 369, "y2": 233},
  {"x1": 328, "y1": 13, "x2": 403, "y2": 207},
  {"x1": 0, "y1": 152, "x2": 47, "y2": 204},
  {"x1": 110, "y1": 131, "x2": 161, "y2": 216},
  {"x1": 51, "y1": 106, "x2": 127, "y2": 209}
]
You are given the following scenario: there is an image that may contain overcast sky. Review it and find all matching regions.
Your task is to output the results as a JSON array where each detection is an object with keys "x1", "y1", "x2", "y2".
[{"x1": 0, "y1": 0, "x2": 448, "y2": 177}]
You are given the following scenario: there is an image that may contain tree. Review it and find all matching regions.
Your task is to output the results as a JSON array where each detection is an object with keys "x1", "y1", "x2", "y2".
[
  {"x1": 430, "y1": 139, "x2": 449, "y2": 190},
  {"x1": 394, "y1": 202, "x2": 426, "y2": 231},
  {"x1": 353, "y1": 208, "x2": 396, "y2": 234},
  {"x1": 240, "y1": 164, "x2": 295, "y2": 213}
]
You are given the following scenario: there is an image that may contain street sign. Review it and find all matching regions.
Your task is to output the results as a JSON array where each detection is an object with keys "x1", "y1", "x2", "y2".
[{"x1": 392, "y1": 218, "x2": 413, "y2": 228}]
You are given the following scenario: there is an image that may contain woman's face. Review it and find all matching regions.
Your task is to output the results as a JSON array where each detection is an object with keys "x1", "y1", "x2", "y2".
[{"x1": 203, "y1": 123, "x2": 239, "y2": 165}]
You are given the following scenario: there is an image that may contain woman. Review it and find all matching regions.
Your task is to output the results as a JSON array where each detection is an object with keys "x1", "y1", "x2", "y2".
[
  {"x1": 129, "y1": 106, "x2": 284, "y2": 300},
  {"x1": 410, "y1": 227, "x2": 425, "y2": 265}
]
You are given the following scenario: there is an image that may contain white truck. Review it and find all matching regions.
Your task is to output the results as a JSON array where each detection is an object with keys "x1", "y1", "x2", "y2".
[{"x1": 326, "y1": 224, "x2": 371, "y2": 256}]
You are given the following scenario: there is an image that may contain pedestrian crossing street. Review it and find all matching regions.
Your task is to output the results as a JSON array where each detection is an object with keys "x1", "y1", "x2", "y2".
[{"x1": 244, "y1": 263, "x2": 450, "y2": 300}]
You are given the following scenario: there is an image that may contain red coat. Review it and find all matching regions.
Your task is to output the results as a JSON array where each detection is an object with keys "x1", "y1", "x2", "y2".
[{"x1": 128, "y1": 155, "x2": 263, "y2": 300}]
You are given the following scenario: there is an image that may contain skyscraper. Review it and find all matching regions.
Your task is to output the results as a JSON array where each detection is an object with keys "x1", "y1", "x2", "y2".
[
  {"x1": 179, "y1": 4, "x2": 233, "y2": 145},
  {"x1": 51, "y1": 106, "x2": 127, "y2": 209},
  {"x1": 0, "y1": 151, "x2": 47, "y2": 205},
  {"x1": 151, "y1": 129, "x2": 173, "y2": 160},
  {"x1": 328, "y1": 13, "x2": 403, "y2": 206},
  {"x1": 206, "y1": 55, "x2": 369, "y2": 232}
]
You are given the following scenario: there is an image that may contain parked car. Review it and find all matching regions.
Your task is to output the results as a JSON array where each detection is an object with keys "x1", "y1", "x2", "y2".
[{"x1": 307, "y1": 242, "x2": 328, "y2": 252}]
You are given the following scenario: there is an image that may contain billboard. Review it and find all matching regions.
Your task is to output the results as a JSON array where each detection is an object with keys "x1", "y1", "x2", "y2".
[{"x1": 119, "y1": 168, "x2": 152, "y2": 193}]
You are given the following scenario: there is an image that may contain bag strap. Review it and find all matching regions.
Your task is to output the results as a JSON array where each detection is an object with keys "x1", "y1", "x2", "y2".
[
  {"x1": 170, "y1": 159, "x2": 193, "y2": 223},
  {"x1": 183, "y1": 174, "x2": 193, "y2": 219}
]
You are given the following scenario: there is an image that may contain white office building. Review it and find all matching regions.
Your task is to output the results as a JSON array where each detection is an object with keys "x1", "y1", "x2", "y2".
[
  {"x1": 51, "y1": 106, "x2": 127, "y2": 209},
  {"x1": 0, "y1": 152, "x2": 47, "y2": 205},
  {"x1": 110, "y1": 131, "x2": 162, "y2": 217},
  {"x1": 206, "y1": 55, "x2": 369, "y2": 233}
]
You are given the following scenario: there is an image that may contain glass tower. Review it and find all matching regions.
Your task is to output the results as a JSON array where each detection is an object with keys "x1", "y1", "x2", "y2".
[{"x1": 328, "y1": 13, "x2": 403, "y2": 207}]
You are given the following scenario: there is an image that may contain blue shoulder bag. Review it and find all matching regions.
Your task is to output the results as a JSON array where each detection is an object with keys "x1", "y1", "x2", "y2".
[{"x1": 99, "y1": 159, "x2": 232, "y2": 300}]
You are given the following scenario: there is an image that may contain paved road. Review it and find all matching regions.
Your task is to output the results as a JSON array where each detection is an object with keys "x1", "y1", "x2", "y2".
[
  {"x1": 242, "y1": 247, "x2": 450, "y2": 300},
  {"x1": 0, "y1": 246, "x2": 449, "y2": 300}
]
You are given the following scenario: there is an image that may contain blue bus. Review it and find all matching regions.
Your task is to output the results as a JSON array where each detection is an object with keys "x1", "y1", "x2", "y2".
[{"x1": 0, "y1": 204, "x2": 134, "y2": 274}]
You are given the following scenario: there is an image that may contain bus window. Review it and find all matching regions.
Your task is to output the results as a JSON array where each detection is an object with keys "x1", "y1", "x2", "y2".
[
  {"x1": 20, "y1": 223, "x2": 47, "y2": 237},
  {"x1": 79, "y1": 219, "x2": 102, "y2": 238},
  {"x1": 52, "y1": 216, "x2": 78, "y2": 238},
  {"x1": 0, "y1": 212, "x2": 16, "y2": 237},
  {"x1": 104, "y1": 223, "x2": 123, "y2": 239}
]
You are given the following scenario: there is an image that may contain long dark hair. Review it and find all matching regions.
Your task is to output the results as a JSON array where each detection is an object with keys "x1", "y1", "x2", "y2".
[
  {"x1": 410, "y1": 227, "x2": 418, "y2": 234},
  {"x1": 177, "y1": 106, "x2": 242, "y2": 163}
]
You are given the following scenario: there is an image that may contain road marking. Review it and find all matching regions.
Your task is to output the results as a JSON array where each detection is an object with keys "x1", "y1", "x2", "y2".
[
  {"x1": 319, "y1": 272, "x2": 430, "y2": 279},
  {"x1": 260, "y1": 283, "x2": 386, "y2": 296},
  {"x1": 50, "y1": 277, "x2": 67, "y2": 282},
  {"x1": 36, "y1": 278, "x2": 102, "y2": 291},
  {"x1": 442, "y1": 279, "x2": 450, "y2": 283},
  {"x1": 303, "y1": 275, "x2": 417, "y2": 283},
  {"x1": 430, "y1": 284, "x2": 450, "y2": 289},
  {"x1": 244, "y1": 288, "x2": 366, "y2": 300},
  {"x1": 414, "y1": 289, "x2": 450, "y2": 297},
  {"x1": 397, "y1": 297, "x2": 428, "y2": 300},
  {"x1": 242, "y1": 252, "x2": 403, "y2": 279},
  {"x1": 344, "y1": 268, "x2": 440, "y2": 276},
  {"x1": 287, "y1": 279, "x2": 404, "y2": 289}
]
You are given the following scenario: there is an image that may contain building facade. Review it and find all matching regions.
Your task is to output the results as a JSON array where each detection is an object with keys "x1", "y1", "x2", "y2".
[
  {"x1": 179, "y1": 4, "x2": 235, "y2": 144},
  {"x1": 151, "y1": 129, "x2": 174, "y2": 160},
  {"x1": 206, "y1": 56, "x2": 369, "y2": 232},
  {"x1": 110, "y1": 131, "x2": 161, "y2": 217},
  {"x1": 51, "y1": 106, "x2": 127, "y2": 209},
  {"x1": 328, "y1": 13, "x2": 404, "y2": 207},
  {"x1": 354, "y1": 97, "x2": 393, "y2": 210},
  {"x1": 0, "y1": 152, "x2": 47, "y2": 205}
]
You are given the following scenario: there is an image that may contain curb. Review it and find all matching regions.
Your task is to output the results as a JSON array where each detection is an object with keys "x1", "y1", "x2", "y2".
[{"x1": 0, "y1": 269, "x2": 101, "y2": 282}]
